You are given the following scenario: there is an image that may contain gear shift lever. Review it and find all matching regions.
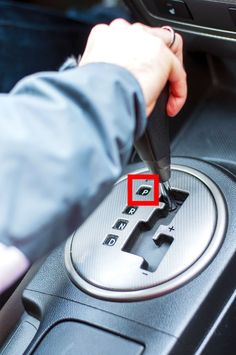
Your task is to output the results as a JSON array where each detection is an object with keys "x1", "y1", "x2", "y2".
[{"x1": 135, "y1": 86, "x2": 177, "y2": 211}]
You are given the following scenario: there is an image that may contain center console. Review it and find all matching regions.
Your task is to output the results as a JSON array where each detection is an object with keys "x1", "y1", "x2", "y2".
[{"x1": 1, "y1": 157, "x2": 236, "y2": 355}]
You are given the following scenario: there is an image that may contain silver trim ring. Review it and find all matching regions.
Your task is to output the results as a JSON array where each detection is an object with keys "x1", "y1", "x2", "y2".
[
  {"x1": 162, "y1": 26, "x2": 176, "y2": 48},
  {"x1": 65, "y1": 165, "x2": 227, "y2": 302}
]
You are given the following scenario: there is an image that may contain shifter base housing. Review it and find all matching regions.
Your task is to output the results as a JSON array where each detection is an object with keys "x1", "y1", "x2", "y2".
[{"x1": 65, "y1": 165, "x2": 226, "y2": 301}]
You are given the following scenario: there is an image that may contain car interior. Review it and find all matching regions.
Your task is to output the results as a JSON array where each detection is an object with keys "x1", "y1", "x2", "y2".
[{"x1": 0, "y1": 0, "x2": 236, "y2": 354}]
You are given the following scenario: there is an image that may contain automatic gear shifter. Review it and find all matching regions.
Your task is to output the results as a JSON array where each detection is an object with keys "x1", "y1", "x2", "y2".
[
  {"x1": 66, "y1": 81, "x2": 226, "y2": 302},
  {"x1": 134, "y1": 86, "x2": 177, "y2": 211}
]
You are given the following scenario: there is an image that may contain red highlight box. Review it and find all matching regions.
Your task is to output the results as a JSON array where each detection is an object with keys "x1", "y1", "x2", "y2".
[{"x1": 127, "y1": 174, "x2": 159, "y2": 206}]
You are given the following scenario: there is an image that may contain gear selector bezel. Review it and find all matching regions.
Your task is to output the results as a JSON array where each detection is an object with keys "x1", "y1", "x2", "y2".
[{"x1": 65, "y1": 165, "x2": 226, "y2": 301}]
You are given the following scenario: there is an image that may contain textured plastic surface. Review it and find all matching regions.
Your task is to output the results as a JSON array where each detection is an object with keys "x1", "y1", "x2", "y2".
[
  {"x1": 172, "y1": 88, "x2": 236, "y2": 175},
  {"x1": 22, "y1": 290, "x2": 176, "y2": 355},
  {"x1": 140, "y1": 0, "x2": 236, "y2": 31},
  {"x1": 34, "y1": 321, "x2": 144, "y2": 355},
  {"x1": 125, "y1": 0, "x2": 236, "y2": 58},
  {"x1": 1, "y1": 320, "x2": 37, "y2": 355},
  {"x1": 196, "y1": 290, "x2": 236, "y2": 355}
]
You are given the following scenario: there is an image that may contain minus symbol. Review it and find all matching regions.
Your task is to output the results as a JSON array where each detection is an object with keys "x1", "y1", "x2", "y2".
[{"x1": 142, "y1": 272, "x2": 148, "y2": 276}]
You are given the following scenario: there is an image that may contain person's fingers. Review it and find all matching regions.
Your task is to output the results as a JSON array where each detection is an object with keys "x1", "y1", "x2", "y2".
[
  {"x1": 79, "y1": 24, "x2": 109, "y2": 66},
  {"x1": 170, "y1": 33, "x2": 183, "y2": 63},
  {"x1": 141, "y1": 26, "x2": 186, "y2": 114},
  {"x1": 79, "y1": 21, "x2": 187, "y2": 117},
  {"x1": 110, "y1": 18, "x2": 131, "y2": 28},
  {"x1": 132, "y1": 23, "x2": 183, "y2": 63},
  {"x1": 151, "y1": 28, "x2": 183, "y2": 64},
  {"x1": 132, "y1": 23, "x2": 171, "y2": 44},
  {"x1": 167, "y1": 54, "x2": 187, "y2": 117},
  {"x1": 89, "y1": 23, "x2": 109, "y2": 38}
]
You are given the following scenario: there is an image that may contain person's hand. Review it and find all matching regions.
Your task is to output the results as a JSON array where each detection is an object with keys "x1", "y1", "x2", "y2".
[{"x1": 79, "y1": 19, "x2": 187, "y2": 117}]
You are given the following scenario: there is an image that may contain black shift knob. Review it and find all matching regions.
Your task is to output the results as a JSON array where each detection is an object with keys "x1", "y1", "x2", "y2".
[{"x1": 135, "y1": 86, "x2": 170, "y2": 182}]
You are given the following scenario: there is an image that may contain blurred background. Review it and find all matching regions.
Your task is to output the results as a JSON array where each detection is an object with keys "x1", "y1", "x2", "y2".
[{"x1": 0, "y1": 0, "x2": 132, "y2": 92}]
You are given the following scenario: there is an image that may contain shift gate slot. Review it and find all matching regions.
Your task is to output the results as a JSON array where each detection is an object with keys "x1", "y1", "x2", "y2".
[{"x1": 122, "y1": 190, "x2": 188, "y2": 272}]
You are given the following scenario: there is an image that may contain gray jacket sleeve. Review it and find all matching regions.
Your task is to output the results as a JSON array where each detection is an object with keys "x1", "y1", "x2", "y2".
[{"x1": 0, "y1": 63, "x2": 146, "y2": 262}]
